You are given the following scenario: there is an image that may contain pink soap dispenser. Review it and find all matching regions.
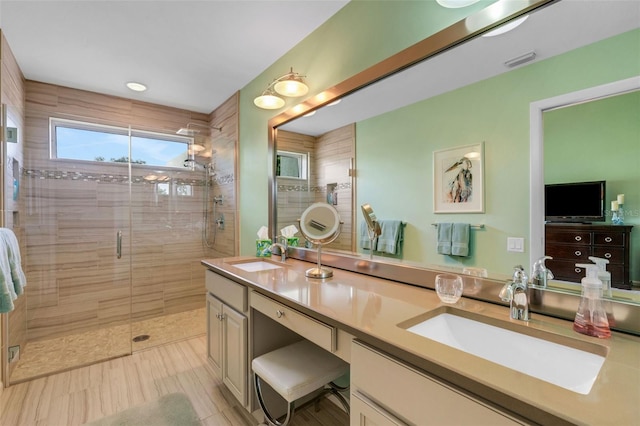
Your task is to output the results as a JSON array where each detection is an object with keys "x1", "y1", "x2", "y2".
[{"x1": 573, "y1": 263, "x2": 611, "y2": 339}]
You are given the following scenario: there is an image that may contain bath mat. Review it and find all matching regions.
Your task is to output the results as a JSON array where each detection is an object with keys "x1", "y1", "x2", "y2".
[{"x1": 86, "y1": 392, "x2": 200, "y2": 426}]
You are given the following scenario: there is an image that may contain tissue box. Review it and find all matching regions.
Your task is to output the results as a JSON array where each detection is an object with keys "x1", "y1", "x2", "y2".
[
  {"x1": 286, "y1": 237, "x2": 299, "y2": 247},
  {"x1": 256, "y1": 239, "x2": 272, "y2": 257}
]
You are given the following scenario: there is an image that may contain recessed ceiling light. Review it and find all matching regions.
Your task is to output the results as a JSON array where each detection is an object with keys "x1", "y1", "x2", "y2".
[
  {"x1": 126, "y1": 81, "x2": 147, "y2": 92},
  {"x1": 483, "y1": 15, "x2": 529, "y2": 37},
  {"x1": 436, "y1": 0, "x2": 481, "y2": 8}
]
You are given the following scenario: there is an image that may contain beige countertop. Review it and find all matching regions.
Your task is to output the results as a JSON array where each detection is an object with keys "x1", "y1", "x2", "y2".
[{"x1": 202, "y1": 256, "x2": 640, "y2": 426}]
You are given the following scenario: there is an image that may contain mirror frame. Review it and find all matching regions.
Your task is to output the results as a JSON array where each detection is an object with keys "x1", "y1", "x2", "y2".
[{"x1": 266, "y1": 0, "x2": 640, "y2": 335}]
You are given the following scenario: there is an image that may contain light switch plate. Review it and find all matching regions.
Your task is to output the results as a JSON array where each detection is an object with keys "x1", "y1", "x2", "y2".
[{"x1": 507, "y1": 237, "x2": 525, "y2": 252}]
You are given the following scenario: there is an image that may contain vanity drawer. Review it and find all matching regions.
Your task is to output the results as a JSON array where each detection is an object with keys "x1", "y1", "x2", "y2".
[
  {"x1": 206, "y1": 270, "x2": 247, "y2": 313},
  {"x1": 250, "y1": 291, "x2": 336, "y2": 353}
]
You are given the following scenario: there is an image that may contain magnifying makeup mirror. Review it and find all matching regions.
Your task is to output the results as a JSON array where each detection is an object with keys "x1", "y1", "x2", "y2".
[
  {"x1": 361, "y1": 203, "x2": 381, "y2": 259},
  {"x1": 298, "y1": 202, "x2": 343, "y2": 278}
]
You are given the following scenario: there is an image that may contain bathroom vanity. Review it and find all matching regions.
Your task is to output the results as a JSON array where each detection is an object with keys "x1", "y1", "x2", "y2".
[{"x1": 202, "y1": 256, "x2": 640, "y2": 425}]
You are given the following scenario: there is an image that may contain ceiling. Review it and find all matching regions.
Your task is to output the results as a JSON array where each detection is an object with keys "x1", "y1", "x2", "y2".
[
  {"x1": 0, "y1": 0, "x2": 349, "y2": 114},
  {"x1": 281, "y1": 0, "x2": 640, "y2": 135}
]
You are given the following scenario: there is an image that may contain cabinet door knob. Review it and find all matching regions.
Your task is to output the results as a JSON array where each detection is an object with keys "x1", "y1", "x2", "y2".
[
  {"x1": 574, "y1": 250, "x2": 582, "y2": 257},
  {"x1": 216, "y1": 313, "x2": 224, "y2": 321},
  {"x1": 276, "y1": 310, "x2": 284, "y2": 318},
  {"x1": 575, "y1": 236, "x2": 582, "y2": 242},
  {"x1": 605, "y1": 253, "x2": 612, "y2": 259},
  {"x1": 605, "y1": 236, "x2": 613, "y2": 243}
]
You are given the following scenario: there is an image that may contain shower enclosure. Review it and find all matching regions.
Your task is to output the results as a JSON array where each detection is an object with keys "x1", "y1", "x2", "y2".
[{"x1": 3, "y1": 90, "x2": 224, "y2": 383}]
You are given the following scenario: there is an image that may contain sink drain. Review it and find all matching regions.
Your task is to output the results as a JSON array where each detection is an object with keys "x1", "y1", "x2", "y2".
[{"x1": 132, "y1": 334, "x2": 150, "y2": 342}]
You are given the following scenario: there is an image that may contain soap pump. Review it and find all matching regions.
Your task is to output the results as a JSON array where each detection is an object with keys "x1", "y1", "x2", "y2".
[
  {"x1": 573, "y1": 263, "x2": 611, "y2": 339},
  {"x1": 588, "y1": 256, "x2": 612, "y2": 298}
]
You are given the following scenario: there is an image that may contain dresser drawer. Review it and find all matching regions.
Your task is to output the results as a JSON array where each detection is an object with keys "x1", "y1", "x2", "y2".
[
  {"x1": 545, "y1": 230, "x2": 591, "y2": 245},
  {"x1": 206, "y1": 270, "x2": 247, "y2": 313},
  {"x1": 250, "y1": 291, "x2": 336, "y2": 352},
  {"x1": 592, "y1": 246, "x2": 625, "y2": 264},
  {"x1": 593, "y1": 232, "x2": 625, "y2": 246},
  {"x1": 545, "y1": 244, "x2": 591, "y2": 261},
  {"x1": 547, "y1": 260, "x2": 586, "y2": 283}
]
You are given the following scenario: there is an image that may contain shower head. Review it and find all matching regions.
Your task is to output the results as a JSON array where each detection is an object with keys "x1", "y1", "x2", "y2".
[
  {"x1": 176, "y1": 128, "x2": 200, "y2": 136},
  {"x1": 176, "y1": 122, "x2": 222, "y2": 136}
]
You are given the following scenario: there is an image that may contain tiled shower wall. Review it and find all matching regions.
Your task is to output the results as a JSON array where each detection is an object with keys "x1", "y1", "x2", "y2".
[
  {"x1": 21, "y1": 81, "x2": 238, "y2": 342},
  {"x1": 276, "y1": 124, "x2": 354, "y2": 252}
]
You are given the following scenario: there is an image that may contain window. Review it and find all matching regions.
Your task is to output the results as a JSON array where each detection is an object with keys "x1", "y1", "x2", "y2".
[
  {"x1": 276, "y1": 150, "x2": 308, "y2": 179},
  {"x1": 50, "y1": 118, "x2": 192, "y2": 168}
]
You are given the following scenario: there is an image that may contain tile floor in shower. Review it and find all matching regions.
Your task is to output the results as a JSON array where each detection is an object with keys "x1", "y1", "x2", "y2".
[{"x1": 9, "y1": 307, "x2": 206, "y2": 383}]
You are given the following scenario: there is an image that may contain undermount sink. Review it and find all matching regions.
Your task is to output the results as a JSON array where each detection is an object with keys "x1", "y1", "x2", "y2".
[
  {"x1": 229, "y1": 259, "x2": 284, "y2": 272},
  {"x1": 399, "y1": 307, "x2": 607, "y2": 395}
]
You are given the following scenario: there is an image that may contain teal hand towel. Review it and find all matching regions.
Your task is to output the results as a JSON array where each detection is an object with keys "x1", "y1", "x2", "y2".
[
  {"x1": 360, "y1": 221, "x2": 374, "y2": 250},
  {"x1": 376, "y1": 220, "x2": 404, "y2": 255},
  {"x1": 437, "y1": 223, "x2": 452, "y2": 255},
  {"x1": 451, "y1": 223, "x2": 470, "y2": 257}
]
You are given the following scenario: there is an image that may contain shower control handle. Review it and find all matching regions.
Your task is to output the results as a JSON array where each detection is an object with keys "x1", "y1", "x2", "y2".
[{"x1": 116, "y1": 230, "x2": 122, "y2": 259}]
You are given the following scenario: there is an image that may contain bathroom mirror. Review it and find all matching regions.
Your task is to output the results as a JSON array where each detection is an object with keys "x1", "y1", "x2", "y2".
[
  {"x1": 269, "y1": 0, "x2": 640, "y2": 305},
  {"x1": 298, "y1": 202, "x2": 342, "y2": 278}
]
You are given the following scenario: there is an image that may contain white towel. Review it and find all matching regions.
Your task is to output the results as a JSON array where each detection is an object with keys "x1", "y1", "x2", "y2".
[
  {"x1": 0, "y1": 228, "x2": 26, "y2": 313},
  {"x1": 376, "y1": 220, "x2": 404, "y2": 255}
]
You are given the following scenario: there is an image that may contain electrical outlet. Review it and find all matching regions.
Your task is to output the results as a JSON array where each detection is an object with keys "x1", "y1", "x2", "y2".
[
  {"x1": 8, "y1": 345, "x2": 20, "y2": 363},
  {"x1": 507, "y1": 237, "x2": 525, "y2": 253}
]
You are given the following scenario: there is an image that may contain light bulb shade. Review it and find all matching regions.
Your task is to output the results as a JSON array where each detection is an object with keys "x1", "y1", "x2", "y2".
[
  {"x1": 274, "y1": 77, "x2": 308, "y2": 97},
  {"x1": 254, "y1": 93, "x2": 285, "y2": 109}
]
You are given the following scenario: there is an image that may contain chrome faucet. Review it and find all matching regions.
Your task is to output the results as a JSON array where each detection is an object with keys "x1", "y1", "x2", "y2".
[
  {"x1": 530, "y1": 256, "x2": 554, "y2": 288},
  {"x1": 499, "y1": 265, "x2": 530, "y2": 321},
  {"x1": 269, "y1": 236, "x2": 288, "y2": 262}
]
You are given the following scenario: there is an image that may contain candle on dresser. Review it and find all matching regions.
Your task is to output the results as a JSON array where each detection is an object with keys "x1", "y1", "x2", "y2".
[
  {"x1": 611, "y1": 201, "x2": 619, "y2": 211},
  {"x1": 617, "y1": 194, "x2": 625, "y2": 205}
]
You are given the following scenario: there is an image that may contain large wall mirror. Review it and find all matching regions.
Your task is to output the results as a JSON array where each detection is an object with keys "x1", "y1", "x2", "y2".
[{"x1": 269, "y1": 0, "x2": 640, "y2": 308}]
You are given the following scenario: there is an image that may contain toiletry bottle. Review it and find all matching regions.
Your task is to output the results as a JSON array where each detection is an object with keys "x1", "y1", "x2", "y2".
[
  {"x1": 588, "y1": 256, "x2": 615, "y2": 326},
  {"x1": 573, "y1": 264, "x2": 611, "y2": 339}
]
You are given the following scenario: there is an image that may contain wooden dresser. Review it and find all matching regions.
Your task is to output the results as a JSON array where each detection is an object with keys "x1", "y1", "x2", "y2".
[{"x1": 545, "y1": 223, "x2": 633, "y2": 289}]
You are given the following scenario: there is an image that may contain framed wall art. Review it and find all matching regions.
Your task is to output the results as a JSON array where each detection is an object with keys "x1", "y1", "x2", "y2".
[{"x1": 433, "y1": 142, "x2": 484, "y2": 213}]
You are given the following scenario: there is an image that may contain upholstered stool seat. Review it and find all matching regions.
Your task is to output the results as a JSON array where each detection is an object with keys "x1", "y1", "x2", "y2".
[{"x1": 252, "y1": 339, "x2": 349, "y2": 426}]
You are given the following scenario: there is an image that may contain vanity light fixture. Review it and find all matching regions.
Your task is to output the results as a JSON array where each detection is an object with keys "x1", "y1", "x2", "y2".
[
  {"x1": 126, "y1": 81, "x2": 147, "y2": 92},
  {"x1": 176, "y1": 122, "x2": 222, "y2": 136},
  {"x1": 436, "y1": 0, "x2": 481, "y2": 8},
  {"x1": 254, "y1": 67, "x2": 309, "y2": 110}
]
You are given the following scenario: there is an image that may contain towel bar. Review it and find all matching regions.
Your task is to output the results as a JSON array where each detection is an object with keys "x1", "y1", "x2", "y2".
[{"x1": 432, "y1": 223, "x2": 484, "y2": 230}]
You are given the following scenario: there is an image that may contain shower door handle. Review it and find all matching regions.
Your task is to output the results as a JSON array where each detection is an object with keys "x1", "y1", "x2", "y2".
[{"x1": 116, "y1": 230, "x2": 122, "y2": 259}]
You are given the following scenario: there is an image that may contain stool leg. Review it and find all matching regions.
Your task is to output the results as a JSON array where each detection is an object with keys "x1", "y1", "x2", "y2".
[{"x1": 254, "y1": 373, "x2": 295, "y2": 426}]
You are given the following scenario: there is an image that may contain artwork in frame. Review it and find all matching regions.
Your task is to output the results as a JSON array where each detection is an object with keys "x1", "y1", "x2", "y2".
[{"x1": 433, "y1": 142, "x2": 484, "y2": 213}]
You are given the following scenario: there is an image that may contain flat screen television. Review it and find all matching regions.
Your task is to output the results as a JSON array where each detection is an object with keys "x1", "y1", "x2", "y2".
[{"x1": 545, "y1": 180, "x2": 606, "y2": 223}]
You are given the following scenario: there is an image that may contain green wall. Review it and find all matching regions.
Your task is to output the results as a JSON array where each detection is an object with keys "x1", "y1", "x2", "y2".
[
  {"x1": 238, "y1": 0, "x2": 495, "y2": 256},
  {"x1": 355, "y1": 29, "x2": 639, "y2": 277},
  {"x1": 238, "y1": 1, "x2": 640, "y2": 278},
  {"x1": 544, "y1": 90, "x2": 640, "y2": 280}
]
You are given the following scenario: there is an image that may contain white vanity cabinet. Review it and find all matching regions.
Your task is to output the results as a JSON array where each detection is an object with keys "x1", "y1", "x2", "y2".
[
  {"x1": 206, "y1": 271, "x2": 248, "y2": 407},
  {"x1": 350, "y1": 341, "x2": 525, "y2": 426}
]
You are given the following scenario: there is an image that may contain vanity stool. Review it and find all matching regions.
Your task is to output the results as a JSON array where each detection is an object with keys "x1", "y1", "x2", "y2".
[{"x1": 252, "y1": 339, "x2": 350, "y2": 426}]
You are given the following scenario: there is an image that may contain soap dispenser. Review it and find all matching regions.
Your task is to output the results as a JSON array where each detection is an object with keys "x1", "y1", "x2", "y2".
[
  {"x1": 573, "y1": 263, "x2": 611, "y2": 339},
  {"x1": 588, "y1": 256, "x2": 611, "y2": 298}
]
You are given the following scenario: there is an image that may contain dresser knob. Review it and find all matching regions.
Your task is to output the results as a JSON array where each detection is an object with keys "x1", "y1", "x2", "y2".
[
  {"x1": 276, "y1": 310, "x2": 284, "y2": 318},
  {"x1": 575, "y1": 267, "x2": 582, "y2": 274},
  {"x1": 575, "y1": 236, "x2": 582, "y2": 242},
  {"x1": 575, "y1": 250, "x2": 582, "y2": 257},
  {"x1": 605, "y1": 253, "x2": 612, "y2": 259},
  {"x1": 605, "y1": 236, "x2": 613, "y2": 243}
]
